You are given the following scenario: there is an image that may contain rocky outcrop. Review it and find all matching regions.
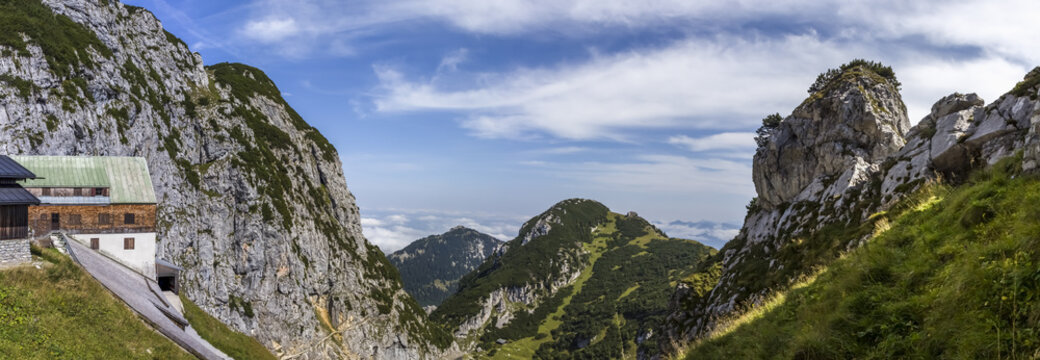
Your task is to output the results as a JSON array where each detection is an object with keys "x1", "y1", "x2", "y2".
[
  {"x1": 753, "y1": 68, "x2": 910, "y2": 208},
  {"x1": 0, "y1": 0, "x2": 449, "y2": 358},
  {"x1": 388, "y1": 226, "x2": 504, "y2": 307},
  {"x1": 661, "y1": 64, "x2": 1040, "y2": 355}
]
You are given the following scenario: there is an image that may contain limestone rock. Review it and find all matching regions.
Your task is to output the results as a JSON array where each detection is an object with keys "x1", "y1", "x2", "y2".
[
  {"x1": 660, "y1": 65, "x2": 1040, "y2": 356},
  {"x1": 752, "y1": 70, "x2": 909, "y2": 208},
  {"x1": 0, "y1": 1, "x2": 450, "y2": 358}
]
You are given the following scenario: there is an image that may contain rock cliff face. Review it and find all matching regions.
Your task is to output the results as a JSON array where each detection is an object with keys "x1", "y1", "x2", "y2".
[
  {"x1": 661, "y1": 63, "x2": 1040, "y2": 354},
  {"x1": 752, "y1": 68, "x2": 910, "y2": 208},
  {"x1": 0, "y1": 0, "x2": 450, "y2": 358},
  {"x1": 388, "y1": 226, "x2": 503, "y2": 308}
]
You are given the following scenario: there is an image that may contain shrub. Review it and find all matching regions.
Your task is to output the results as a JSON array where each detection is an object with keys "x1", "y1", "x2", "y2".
[
  {"x1": 808, "y1": 59, "x2": 900, "y2": 93},
  {"x1": 761, "y1": 113, "x2": 783, "y2": 128}
]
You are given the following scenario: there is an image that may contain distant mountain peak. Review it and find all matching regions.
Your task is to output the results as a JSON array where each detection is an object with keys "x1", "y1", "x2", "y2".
[
  {"x1": 388, "y1": 227, "x2": 503, "y2": 307},
  {"x1": 429, "y1": 199, "x2": 715, "y2": 357}
]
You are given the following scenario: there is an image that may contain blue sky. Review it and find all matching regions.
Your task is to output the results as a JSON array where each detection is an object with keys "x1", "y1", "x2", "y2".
[{"x1": 124, "y1": 0, "x2": 1039, "y2": 251}]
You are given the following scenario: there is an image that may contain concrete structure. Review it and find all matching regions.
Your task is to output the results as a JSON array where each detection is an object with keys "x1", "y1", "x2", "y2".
[
  {"x1": 13, "y1": 156, "x2": 160, "y2": 277},
  {"x1": 0, "y1": 155, "x2": 40, "y2": 266},
  {"x1": 64, "y1": 236, "x2": 230, "y2": 360}
]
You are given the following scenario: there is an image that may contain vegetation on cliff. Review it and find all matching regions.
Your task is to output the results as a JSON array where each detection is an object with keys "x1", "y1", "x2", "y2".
[
  {"x1": 808, "y1": 59, "x2": 900, "y2": 94},
  {"x1": 431, "y1": 199, "x2": 610, "y2": 331},
  {"x1": 682, "y1": 155, "x2": 1040, "y2": 359},
  {"x1": 0, "y1": 0, "x2": 112, "y2": 78},
  {"x1": 431, "y1": 199, "x2": 715, "y2": 359},
  {"x1": 389, "y1": 227, "x2": 503, "y2": 307},
  {"x1": 180, "y1": 293, "x2": 277, "y2": 360}
]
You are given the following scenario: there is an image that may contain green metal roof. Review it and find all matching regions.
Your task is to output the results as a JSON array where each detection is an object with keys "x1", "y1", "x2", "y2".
[
  {"x1": 11, "y1": 156, "x2": 109, "y2": 187},
  {"x1": 12, "y1": 156, "x2": 157, "y2": 204},
  {"x1": 101, "y1": 157, "x2": 156, "y2": 204}
]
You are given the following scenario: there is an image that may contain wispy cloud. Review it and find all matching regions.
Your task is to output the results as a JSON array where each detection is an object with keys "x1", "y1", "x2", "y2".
[
  {"x1": 227, "y1": 0, "x2": 1036, "y2": 123},
  {"x1": 374, "y1": 34, "x2": 851, "y2": 140},
  {"x1": 240, "y1": 18, "x2": 300, "y2": 43},
  {"x1": 521, "y1": 154, "x2": 754, "y2": 197},
  {"x1": 374, "y1": 34, "x2": 1032, "y2": 140},
  {"x1": 668, "y1": 133, "x2": 756, "y2": 153},
  {"x1": 437, "y1": 48, "x2": 470, "y2": 73},
  {"x1": 232, "y1": 0, "x2": 1040, "y2": 61}
]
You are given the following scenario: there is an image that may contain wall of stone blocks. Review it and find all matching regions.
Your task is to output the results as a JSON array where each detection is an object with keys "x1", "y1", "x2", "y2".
[{"x1": 0, "y1": 239, "x2": 30, "y2": 266}]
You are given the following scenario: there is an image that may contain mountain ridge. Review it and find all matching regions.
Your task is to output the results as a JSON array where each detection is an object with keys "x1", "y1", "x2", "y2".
[
  {"x1": 660, "y1": 61, "x2": 1040, "y2": 357},
  {"x1": 431, "y1": 198, "x2": 716, "y2": 358},
  {"x1": 388, "y1": 225, "x2": 503, "y2": 307},
  {"x1": 0, "y1": 0, "x2": 451, "y2": 358}
]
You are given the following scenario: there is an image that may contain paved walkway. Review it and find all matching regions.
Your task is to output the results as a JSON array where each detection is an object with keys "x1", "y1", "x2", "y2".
[{"x1": 65, "y1": 236, "x2": 230, "y2": 360}]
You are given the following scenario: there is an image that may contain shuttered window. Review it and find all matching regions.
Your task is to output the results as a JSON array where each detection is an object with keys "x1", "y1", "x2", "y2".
[
  {"x1": 98, "y1": 213, "x2": 111, "y2": 225},
  {"x1": 123, "y1": 238, "x2": 135, "y2": 250},
  {"x1": 90, "y1": 238, "x2": 99, "y2": 250},
  {"x1": 41, "y1": 188, "x2": 51, "y2": 196},
  {"x1": 68, "y1": 214, "x2": 82, "y2": 225}
]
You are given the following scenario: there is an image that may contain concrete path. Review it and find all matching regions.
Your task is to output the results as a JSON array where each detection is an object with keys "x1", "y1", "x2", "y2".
[{"x1": 65, "y1": 236, "x2": 231, "y2": 360}]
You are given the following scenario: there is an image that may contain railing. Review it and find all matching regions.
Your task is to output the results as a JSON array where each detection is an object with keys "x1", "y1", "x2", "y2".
[{"x1": 62, "y1": 227, "x2": 156, "y2": 235}]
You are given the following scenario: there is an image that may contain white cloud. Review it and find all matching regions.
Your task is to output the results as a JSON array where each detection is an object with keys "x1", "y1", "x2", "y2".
[
  {"x1": 371, "y1": 0, "x2": 834, "y2": 35},
  {"x1": 437, "y1": 48, "x2": 470, "y2": 73},
  {"x1": 897, "y1": 57, "x2": 1028, "y2": 122},
  {"x1": 654, "y1": 220, "x2": 741, "y2": 249},
  {"x1": 361, "y1": 224, "x2": 430, "y2": 253},
  {"x1": 386, "y1": 214, "x2": 409, "y2": 223},
  {"x1": 668, "y1": 132, "x2": 756, "y2": 152},
  {"x1": 374, "y1": 31, "x2": 1035, "y2": 138},
  {"x1": 360, "y1": 209, "x2": 522, "y2": 252},
  {"x1": 526, "y1": 146, "x2": 590, "y2": 155},
  {"x1": 523, "y1": 154, "x2": 754, "y2": 197},
  {"x1": 375, "y1": 34, "x2": 851, "y2": 140},
  {"x1": 359, "y1": 217, "x2": 384, "y2": 227},
  {"x1": 863, "y1": 0, "x2": 1040, "y2": 64},
  {"x1": 240, "y1": 18, "x2": 301, "y2": 43},
  {"x1": 230, "y1": 1, "x2": 1038, "y2": 123}
]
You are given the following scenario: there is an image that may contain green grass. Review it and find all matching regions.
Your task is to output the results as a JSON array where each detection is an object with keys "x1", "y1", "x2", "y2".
[
  {"x1": 682, "y1": 156, "x2": 1040, "y2": 359},
  {"x1": 180, "y1": 293, "x2": 277, "y2": 360},
  {"x1": 0, "y1": 246, "x2": 194, "y2": 359},
  {"x1": 0, "y1": 74, "x2": 35, "y2": 98},
  {"x1": 1009, "y1": 67, "x2": 1040, "y2": 98}
]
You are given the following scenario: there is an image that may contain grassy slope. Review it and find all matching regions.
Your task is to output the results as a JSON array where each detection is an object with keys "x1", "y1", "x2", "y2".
[
  {"x1": 0, "y1": 247, "x2": 194, "y2": 359},
  {"x1": 491, "y1": 216, "x2": 618, "y2": 359},
  {"x1": 180, "y1": 293, "x2": 277, "y2": 360},
  {"x1": 683, "y1": 157, "x2": 1040, "y2": 359},
  {"x1": 483, "y1": 212, "x2": 716, "y2": 359}
]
